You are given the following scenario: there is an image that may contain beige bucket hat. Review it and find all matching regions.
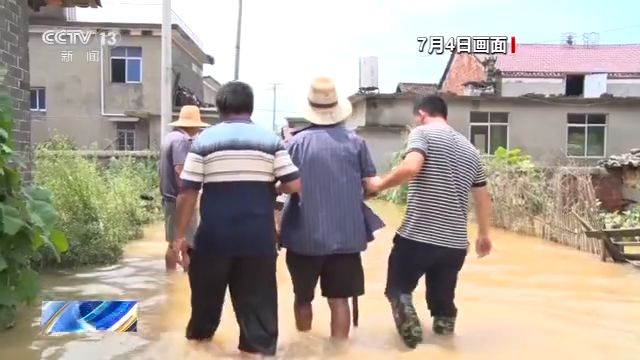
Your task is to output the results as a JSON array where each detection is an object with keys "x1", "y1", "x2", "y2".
[
  {"x1": 169, "y1": 105, "x2": 210, "y2": 128},
  {"x1": 302, "y1": 76, "x2": 352, "y2": 126}
]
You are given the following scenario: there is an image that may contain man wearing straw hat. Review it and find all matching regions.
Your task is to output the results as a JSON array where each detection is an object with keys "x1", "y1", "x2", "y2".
[
  {"x1": 158, "y1": 105, "x2": 208, "y2": 271},
  {"x1": 279, "y1": 76, "x2": 383, "y2": 340}
]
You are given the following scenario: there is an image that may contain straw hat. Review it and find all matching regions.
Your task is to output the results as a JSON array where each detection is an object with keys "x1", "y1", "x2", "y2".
[
  {"x1": 302, "y1": 77, "x2": 352, "y2": 126},
  {"x1": 169, "y1": 105, "x2": 210, "y2": 128}
]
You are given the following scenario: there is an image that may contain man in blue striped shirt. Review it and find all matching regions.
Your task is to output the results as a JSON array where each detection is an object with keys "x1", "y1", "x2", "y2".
[
  {"x1": 173, "y1": 82, "x2": 301, "y2": 357},
  {"x1": 280, "y1": 77, "x2": 382, "y2": 340}
]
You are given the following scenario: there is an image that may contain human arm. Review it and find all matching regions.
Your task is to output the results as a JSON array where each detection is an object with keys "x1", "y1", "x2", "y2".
[
  {"x1": 365, "y1": 128, "x2": 427, "y2": 194},
  {"x1": 172, "y1": 139, "x2": 192, "y2": 188},
  {"x1": 173, "y1": 151, "x2": 203, "y2": 268},
  {"x1": 356, "y1": 138, "x2": 381, "y2": 197},
  {"x1": 470, "y1": 163, "x2": 492, "y2": 257},
  {"x1": 274, "y1": 140, "x2": 301, "y2": 194}
]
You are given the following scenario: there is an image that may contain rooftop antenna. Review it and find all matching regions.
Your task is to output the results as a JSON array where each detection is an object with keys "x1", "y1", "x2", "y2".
[
  {"x1": 583, "y1": 32, "x2": 600, "y2": 47},
  {"x1": 561, "y1": 32, "x2": 577, "y2": 45}
]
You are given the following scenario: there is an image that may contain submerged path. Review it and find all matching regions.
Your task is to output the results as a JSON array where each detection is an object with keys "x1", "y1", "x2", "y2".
[{"x1": 1, "y1": 201, "x2": 639, "y2": 360}]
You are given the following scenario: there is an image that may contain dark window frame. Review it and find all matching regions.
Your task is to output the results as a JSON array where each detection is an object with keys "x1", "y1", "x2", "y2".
[
  {"x1": 110, "y1": 46, "x2": 143, "y2": 84},
  {"x1": 468, "y1": 111, "x2": 509, "y2": 155},
  {"x1": 566, "y1": 113, "x2": 607, "y2": 158},
  {"x1": 30, "y1": 87, "x2": 46, "y2": 111},
  {"x1": 116, "y1": 122, "x2": 136, "y2": 151}
]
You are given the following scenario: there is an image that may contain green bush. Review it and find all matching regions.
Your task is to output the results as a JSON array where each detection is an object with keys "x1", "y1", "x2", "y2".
[
  {"x1": 380, "y1": 140, "x2": 409, "y2": 205},
  {"x1": 33, "y1": 138, "x2": 160, "y2": 267},
  {"x1": 602, "y1": 204, "x2": 640, "y2": 229},
  {"x1": 379, "y1": 145, "x2": 549, "y2": 226},
  {"x1": 484, "y1": 147, "x2": 549, "y2": 229},
  {"x1": 0, "y1": 68, "x2": 68, "y2": 329}
]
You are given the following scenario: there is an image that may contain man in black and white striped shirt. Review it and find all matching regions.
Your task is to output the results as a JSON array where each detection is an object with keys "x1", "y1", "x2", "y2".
[{"x1": 366, "y1": 95, "x2": 492, "y2": 348}]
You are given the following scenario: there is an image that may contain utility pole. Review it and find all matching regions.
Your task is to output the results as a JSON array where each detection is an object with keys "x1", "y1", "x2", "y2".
[
  {"x1": 160, "y1": 0, "x2": 172, "y2": 141},
  {"x1": 233, "y1": 0, "x2": 243, "y2": 80},
  {"x1": 270, "y1": 83, "x2": 283, "y2": 132}
]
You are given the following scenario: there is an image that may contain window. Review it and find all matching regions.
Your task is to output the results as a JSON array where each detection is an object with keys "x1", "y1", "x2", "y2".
[
  {"x1": 469, "y1": 112, "x2": 509, "y2": 154},
  {"x1": 111, "y1": 47, "x2": 142, "y2": 83},
  {"x1": 566, "y1": 113, "x2": 606, "y2": 157},
  {"x1": 30, "y1": 88, "x2": 46, "y2": 111},
  {"x1": 116, "y1": 122, "x2": 136, "y2": 150},
  {"x1": 565, "y1": 74, "x2": 584, "y2": 96}
]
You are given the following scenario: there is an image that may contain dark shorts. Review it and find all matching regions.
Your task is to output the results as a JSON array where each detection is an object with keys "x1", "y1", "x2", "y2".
[
  {"x1": 385, "y1": 234, "x2": 467, "y2": 318},
  {"x1": 286, "y1": 250, "x2": 364, "y2": 302},
  {"x1": 186, "y1": 249, "x2": 278, "y2": 356}
]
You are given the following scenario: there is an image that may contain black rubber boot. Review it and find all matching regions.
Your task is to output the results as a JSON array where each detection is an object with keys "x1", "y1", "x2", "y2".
[
  {"x1": 388, "y1": 294, "x2": 423, "y2": 349},
  {"x1": 432, "y1": 316, "x2": 456, "y2": 335}
]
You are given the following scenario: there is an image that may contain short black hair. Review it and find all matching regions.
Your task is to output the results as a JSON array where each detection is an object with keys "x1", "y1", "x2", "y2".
[
  {"x1": 216, "y1": 81, "x2": 254, "y2": 117},
  {"x1": 413, "y1": 95, "x2": 448, "y2": 119}
]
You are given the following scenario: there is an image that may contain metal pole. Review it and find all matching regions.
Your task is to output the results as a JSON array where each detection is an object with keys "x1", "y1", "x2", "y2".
[
  {"x1": 270, "y1": 83, "x2": 282, "y2": 132},
  {"x1": 233, "y1": 0, "x2": 243, "y2": 80},
  {"x1": 161, "y1": 0, "x2": 172, "y2": 142}
]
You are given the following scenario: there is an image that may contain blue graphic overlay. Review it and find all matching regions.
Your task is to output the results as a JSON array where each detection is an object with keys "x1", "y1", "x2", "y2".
[{"x1": 41, "y1": 300, "x2": 138, "y2": 334}]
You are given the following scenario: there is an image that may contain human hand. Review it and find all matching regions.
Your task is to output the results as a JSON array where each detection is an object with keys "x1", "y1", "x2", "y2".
[
  {"x1": 475, "y1": 235, "x2": 492, "y2": 258},
  {"x1": 173, "y1": 236, "x2": 190, "y2": 272},
  {"x1": 364, "y1": 176, "x2": 384, "y2": 196},
  {"x1": 364, "y1": 192, "x2": 379, "y2": 200}
]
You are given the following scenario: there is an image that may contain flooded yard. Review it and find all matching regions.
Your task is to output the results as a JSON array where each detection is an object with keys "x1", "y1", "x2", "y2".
[{"x1": 0, "y1": 200, "x2": 639, "y2": 359}]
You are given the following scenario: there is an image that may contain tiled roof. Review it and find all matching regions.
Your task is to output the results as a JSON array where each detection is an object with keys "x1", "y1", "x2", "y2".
[
  {"x1": 494, "y1": 44, "x2": 640, "y2": 74},
  {"x1": 29, "y1": 0, "x2": 102, "y2": 11},
  {"x1": 396, "y1": 82, "x2": 438, "y2": 95}
]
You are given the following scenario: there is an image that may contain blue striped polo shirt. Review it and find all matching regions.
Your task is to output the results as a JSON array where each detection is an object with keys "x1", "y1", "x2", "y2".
[
  {"x1": 280, "y1": 125, "x2": 377, "y2": 256},
  {"x1": 180, "y1": 119, "x2": 299, "y2": 257}
]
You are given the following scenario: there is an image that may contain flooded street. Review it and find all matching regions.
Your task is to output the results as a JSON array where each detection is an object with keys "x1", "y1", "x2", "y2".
[{"x1": 1, "y1": 200, "x2": 639, "y2": 360}]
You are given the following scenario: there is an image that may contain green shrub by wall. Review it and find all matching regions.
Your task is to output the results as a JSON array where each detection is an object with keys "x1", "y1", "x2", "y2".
[{"x1": 33, "y1": 137, "x2": 161, "y2": 268}]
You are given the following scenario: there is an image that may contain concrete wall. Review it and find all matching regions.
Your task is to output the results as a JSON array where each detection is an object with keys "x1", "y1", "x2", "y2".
[
  {"x1": 345, "y1": 99, "x2": 366, "y2": 129},
  {"x1": 355, "y1": 126, "x2": 406, "y2": 171},
  {"x1": 173, "y1": 44, "x2": 203, "y2": 101},
  {"x1": 104, "y1": 36, "x2": 161, "y2": 118},
  {"x1": 1, "y1": 0, "x2": 31, "y2": 179},
  {"x1": 355, "y1": 96, "x2": 469, "y2": 170},
  {"x1": 501, "y1": 77, "x2": 640, "y2": 97},
  {"x1": 501, "y1": 78, "x2": 565, "y2": 97},
  {"x1": 607, "y1": 79, "x2": 640, "y2": 97},
  {"x1": 29, "y1": 27, "x2": 206, "y2": 150},
  {"x1": 202, "y1": 77, "x2": 219, "y2": 105},
  {"x1": 364, "y1": 97, "x2": 413, "y2": 127},
  {"x1": 447, "y1": 98, "x2": 640, "y2": 164},
  {"x1": 354, "y1": 96, "x2": 640, "y2": 167}
]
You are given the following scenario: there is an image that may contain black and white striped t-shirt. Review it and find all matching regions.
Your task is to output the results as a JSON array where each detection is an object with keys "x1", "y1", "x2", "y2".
[{"x1": 397, "y1": 123, "x2": 487, "y2": 249}]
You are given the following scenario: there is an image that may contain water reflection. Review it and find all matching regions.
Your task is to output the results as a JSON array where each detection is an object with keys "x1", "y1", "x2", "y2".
[{"x1": 0, "y1": 200, "x2": 639, "y2": 359}]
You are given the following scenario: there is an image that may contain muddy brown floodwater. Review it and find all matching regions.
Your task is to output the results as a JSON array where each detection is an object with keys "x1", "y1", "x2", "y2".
[{"x1": 1, "y1": 200, "x2": 639, "y2": 360}]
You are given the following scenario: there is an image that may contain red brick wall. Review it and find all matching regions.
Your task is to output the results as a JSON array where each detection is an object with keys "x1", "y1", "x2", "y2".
[
  {"x1": 441, "y1": 54, "x2": 485, "y2": 95},
  {"x1": 593, "y1": 172, "x2": 624, "y2": 211}
]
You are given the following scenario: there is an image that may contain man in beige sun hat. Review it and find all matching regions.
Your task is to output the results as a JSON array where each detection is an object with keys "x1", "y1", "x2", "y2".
[
  {"x1": 159, "y1": 105, "x2": 209, "y2": 271},
  {"x1": 279, "y1": 76, "x2": 384, "y2": 340}
]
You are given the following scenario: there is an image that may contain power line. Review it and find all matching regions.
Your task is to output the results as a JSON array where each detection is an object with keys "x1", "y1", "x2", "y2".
[{"x1": 268, "y1": 83, "x2": 284, "y2": 132}]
